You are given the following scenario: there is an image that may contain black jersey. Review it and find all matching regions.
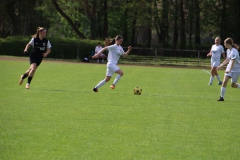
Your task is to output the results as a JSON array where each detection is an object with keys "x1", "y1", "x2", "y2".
[{"x1": 32, "y1": 38, "x2": 49, "y2": 54}]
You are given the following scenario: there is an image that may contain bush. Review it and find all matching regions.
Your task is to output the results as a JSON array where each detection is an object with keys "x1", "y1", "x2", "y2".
[{"x1": 0, "y1": 36, "x2": 101, "y2": 60}]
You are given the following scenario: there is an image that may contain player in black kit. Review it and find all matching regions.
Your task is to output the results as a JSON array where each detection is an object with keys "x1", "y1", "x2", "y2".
[{"x1": 19, "y1": 27, "x2": 52, "y2": 89}]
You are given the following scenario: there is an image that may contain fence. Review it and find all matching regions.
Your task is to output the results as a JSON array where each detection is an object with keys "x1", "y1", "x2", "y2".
[
  {"x1": 46, "y1": 43, "x2": 212, "y2": 67},
  {"x1": 120, "y1": 47, "x2": 210, "y2": 66}
]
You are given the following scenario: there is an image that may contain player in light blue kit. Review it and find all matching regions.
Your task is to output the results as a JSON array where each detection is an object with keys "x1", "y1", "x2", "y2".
[
  {"x1": 92, "y1": 35, "x2": 132, "y2": 92},
  {"x1": 217, "y1": 38, "x2": 240, "y2": 101},
  {"x1": 207, "y1": 37, "x2": 225, "y2": 85}
]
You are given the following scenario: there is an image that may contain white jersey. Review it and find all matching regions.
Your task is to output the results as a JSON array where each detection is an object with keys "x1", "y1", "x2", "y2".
[
  {"x1": 107, "y1": 44, "x2": 124, "y2": 64},
  {"x1": 211, "y1": 44, "x2": 224, "y2": 60},
  {"x1": 226, "y1": 48, "x2": 240, "y2": 72},
  {"x1": 95, "y1": 46, "x2": 102, "y2": 53}
]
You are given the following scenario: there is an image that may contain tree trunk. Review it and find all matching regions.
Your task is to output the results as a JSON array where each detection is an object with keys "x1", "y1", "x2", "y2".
[
  {"x1": 123, "y1": 0, "x2": 128, "y2": 43},
  {"x1": 173, "y1": 0, "x2": 179, "y2": 49},
  {"x1": 147, "y1": 1, "x2": 152, "y2": 48},
  {"x1": 153, "y1": 0, "x2": 163, "y2": 44},
  {"x1": 195, "y1": 0, "x2": 201, "y2": 46},
  {"x1": 160, "y1": 0, "x2": 169, "y2": 48},
  {"x1": 188, "y1": 0, "x2": 194, "y2": 49},
  {"x1": 84, "y1": 0, "x2": 97, "y2": 40},
  {"x1": 131, "y1": 12, "x2": 137, "y2": 46},
  {"x1": 236, "y1": 0, "x2": 240, "y2": 42},
  {"x1": 180, "y1": 0, "x2": 186, "y2": 49},
  {"x1": 103, "y1": 0, "x2": 108, "y2": 38},
  {"x1": 51, "y1": 0, "x2": 86, "y2": 39},
  {"x1": 220, "y1": 0, "x2": 227, "y2": 43}
]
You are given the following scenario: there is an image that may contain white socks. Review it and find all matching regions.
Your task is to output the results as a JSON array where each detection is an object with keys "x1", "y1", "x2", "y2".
[
  {"x1": 113, "y1": 74, "x2": 122, "y2": 85},
  {"x1": 95, "y1": 80, "x2": 106, "y2": 89},
  {"x1": 220, "y1": 87, "x2": 226, "y2": 98},
  {"x1": 210, "y1": 75, "x2": 222, "y2": 84},
  {"x1": 209, "y1": 76, "x2": 214, "y2": 83},
  {"x1": 95, "y1": 74, "x2": 122, "y2": 89},
  {"x1": 216, "y1": 75, "x2": 221, "y2": 82}
]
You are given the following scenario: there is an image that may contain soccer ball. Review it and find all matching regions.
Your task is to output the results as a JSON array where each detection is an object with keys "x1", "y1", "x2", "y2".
[{"x1": 134, "y1": 87, "x2": 142, "y2": 95}]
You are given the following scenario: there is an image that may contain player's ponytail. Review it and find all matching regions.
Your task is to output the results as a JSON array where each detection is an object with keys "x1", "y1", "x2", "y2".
[
  {"x1": 224, "y1": 38, "x2": 239, "y2": 50},
  {"x1": 32, "y1": 27, "x2": 46, "y2": 38},
  {"x1": 104, "y1": 35, "x2": 123, "y2": 46},
  {"x1": 233, "y1": 44, "x2": 239, "y2": 50}
]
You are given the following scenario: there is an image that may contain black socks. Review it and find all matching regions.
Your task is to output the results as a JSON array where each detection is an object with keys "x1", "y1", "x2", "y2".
[
  {"x1": 28, "y1": 77, "x2": 33, "y2": 84},
  {"x1": 22, "y1": 73, "x2": 28, "y2": 79}
]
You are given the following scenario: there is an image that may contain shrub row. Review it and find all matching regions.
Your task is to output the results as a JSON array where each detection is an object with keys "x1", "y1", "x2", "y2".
[{"x1": 0, "y1": 36, "x2": 101, "y2": 60}]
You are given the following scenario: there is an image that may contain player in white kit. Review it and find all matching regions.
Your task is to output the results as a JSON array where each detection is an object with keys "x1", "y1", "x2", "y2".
[
  {"x1": 207, "y1": 37, "x2": 225, "y2": 85},
  {"x1": 92, "y1": 35, "x2": 132, "y2": 92},
  {"x1": 217, "y1": 38, "x2": 240, "y2": 101}
]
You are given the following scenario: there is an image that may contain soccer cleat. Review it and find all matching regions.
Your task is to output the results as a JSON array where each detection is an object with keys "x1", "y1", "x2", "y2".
[
  {"x1": 19, "y1": 75, "x2": 23, "y2": 85},
  {"x1": 208, "y1": 83, "x2": 212, "y2": 85},
  {"x1": 217, "y1": 96, "x2": 224, "y2": 101},
  {"x1": 218, "y1": 81, "x2": 222, "y2": 85},
  {"x1": 25, "y1": 83, "x2": 30, "y2": 89},
  {"x1": 110, "y1": 84, "x2": 115, "y2": 89},
  {"x1": 93, "y1": 87, "x2": 98, "y2": 92}
]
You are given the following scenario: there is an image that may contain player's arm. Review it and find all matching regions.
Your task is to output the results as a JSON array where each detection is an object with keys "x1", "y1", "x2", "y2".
[
  {"x1": 92, "y1": 47, "x2": 107, "y2": 59},
  {"x1": 225, "y1": 59, "x2": 235, "y2": 73},
  {"x1": 207, "y1": 51, "x2": 212, "y2": 57},
  {"x1": 24, "y1": 43, "x2": 31, "y2": 53},
  {"x1": 217, "y1": 58, "x2": 230, "y2": 70},
  {"x1": 123, "y1": 46, "x2": 132, "y2": 57},
  {"x1": 222, "y1": 52, "x2": 226, "y2": 60},
  {"x1": 43, "y1": 48, "x2": 51, "y2": 57}
]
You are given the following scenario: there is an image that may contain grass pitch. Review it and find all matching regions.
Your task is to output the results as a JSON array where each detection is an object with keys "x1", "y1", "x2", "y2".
[{"x1": 0, "y1": 57, "x2": 240, "y2": 159}]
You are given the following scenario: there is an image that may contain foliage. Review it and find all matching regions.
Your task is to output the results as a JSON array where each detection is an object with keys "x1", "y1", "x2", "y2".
[
  {"x1": 0, "y1": 36, "x2": 100, "y2": 59},
  {"x1": 0, "y1": 0, "x2": 240, "y2": 49}
]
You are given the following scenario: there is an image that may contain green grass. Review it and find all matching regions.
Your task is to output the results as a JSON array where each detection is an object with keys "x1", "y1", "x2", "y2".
[{"x1": 1, "y1": 57, "x2": 240, "y2": 159}]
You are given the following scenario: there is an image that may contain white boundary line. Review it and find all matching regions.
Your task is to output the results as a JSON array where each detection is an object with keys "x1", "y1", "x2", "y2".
[{"x1": 202, "y1": 69, "x2": 211, "y2": 75}]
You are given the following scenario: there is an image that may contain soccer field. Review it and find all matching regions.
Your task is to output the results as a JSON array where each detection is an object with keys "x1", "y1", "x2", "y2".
[{"x1": 0, "y1": 57, "x2": 240, "y2": 159}]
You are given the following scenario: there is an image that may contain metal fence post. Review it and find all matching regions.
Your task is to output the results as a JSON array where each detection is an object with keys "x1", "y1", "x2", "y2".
[
  {"x1": 77, "y1": 45, "x2": 79, "y2": 60},
  {"x1": 155, "y1": 49, "x2": 157, "y2": 62},
  {"x1": 197, "y1": 51, "x2": 200, "y2": 66}
]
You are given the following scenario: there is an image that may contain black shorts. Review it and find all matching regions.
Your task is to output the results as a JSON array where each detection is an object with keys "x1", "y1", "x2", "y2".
[{"x1": 29, "y1": 52, "x2": 43, "y2": 66}]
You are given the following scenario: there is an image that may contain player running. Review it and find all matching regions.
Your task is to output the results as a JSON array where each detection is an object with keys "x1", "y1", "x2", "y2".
[
  {"x1": 217, "y1": 38, "x2": 240, "y2": 101},
  {"x1": 18, "y1": 27, "x2": 51, "y2": 89},
  {"x1": 92, "y1": 35, "x2": 132, "y2": 92},
  {"x1": 207, "y1": 37, "x2": 225, "y2": 85}
]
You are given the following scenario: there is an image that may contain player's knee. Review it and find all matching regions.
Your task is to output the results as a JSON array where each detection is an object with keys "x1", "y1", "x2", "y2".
[
  {"x1": 120, "y1": 72, "x2": 124, "y2": 76},
  {"x1": 31, "y1": 66, "x2": 37, "y2": 71},
  {"x1": 105, "y1": 77, "x2": 111, "y2": 82}
]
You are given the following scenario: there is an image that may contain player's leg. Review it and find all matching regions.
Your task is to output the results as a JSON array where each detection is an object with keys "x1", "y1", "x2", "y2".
[
  {"x1": 93, "y1": 76, "x2": 112, "y2": 92},
  {"x1": 214, "y1": 61, "x2": 222, "y2": 84},
  {"x1": 111, "y1": 69, "x2": 124, "y2": 89},
  {"x1": 209, "y1": 64, "x2": 215, "y2": 85},
  {"x1": 19, "y1": 66, "x2": 31, "y2": 85},
  {"x1": 101, "y1": 54, "x2": 105, "y2": 63},
  {"x1": 93, "y1": 66, "x2": 114, "y2": 92},
  {"x1": 218, "y1": 75, "x2": 230, "y2": 101},
  {"x1": 230, "y1": 72, "x2": 240, "y2": 88},
  {"x1": 26, "y1": 63, "x2": 37, "y2": 89}
]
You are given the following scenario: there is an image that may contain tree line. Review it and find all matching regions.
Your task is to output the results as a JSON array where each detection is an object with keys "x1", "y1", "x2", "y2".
[{"x1": 1, "y1": 0, "x2": 240, "y2": 49}]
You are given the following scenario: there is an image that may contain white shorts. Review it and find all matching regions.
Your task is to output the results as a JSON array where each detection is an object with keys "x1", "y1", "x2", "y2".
[
  {"x1": 106, "y1": 63, "x2": 120, "y2": 77},
  {"x1": 211, "y1": 59, "x2": 220, "y2": 67},
  {"x1": 225, "y1": 72, "x2": 240, "y2": 83}
]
